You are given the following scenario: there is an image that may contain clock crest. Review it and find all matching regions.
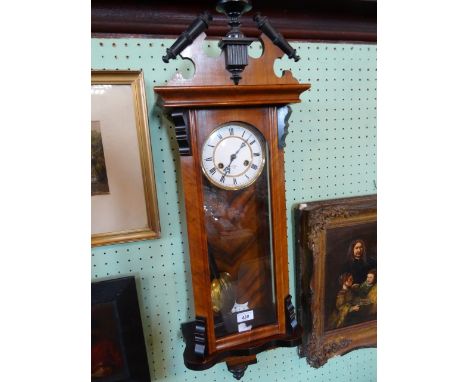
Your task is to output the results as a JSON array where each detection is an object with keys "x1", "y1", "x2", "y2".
[{"x1": 155, "y1": 1, "x2": 310, "y2": 379}]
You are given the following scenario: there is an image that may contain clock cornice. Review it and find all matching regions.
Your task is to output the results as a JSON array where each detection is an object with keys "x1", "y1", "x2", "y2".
[{"x1": 154, "y1": 33, "x2": 310, "y2": 108}]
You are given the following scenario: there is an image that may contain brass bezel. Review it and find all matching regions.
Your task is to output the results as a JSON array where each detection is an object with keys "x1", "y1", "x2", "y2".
[{"x1": 200, "y1": 122, "x2": 266, "y2": 191}]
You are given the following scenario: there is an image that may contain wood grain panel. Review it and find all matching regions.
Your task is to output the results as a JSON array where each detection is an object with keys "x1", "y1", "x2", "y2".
[
  {"x1": 91, "y1": 0, "x2": 377, "y2": 42},
  {"x1": 178, "y1": 110, "x2": 216, "y2": 352}
]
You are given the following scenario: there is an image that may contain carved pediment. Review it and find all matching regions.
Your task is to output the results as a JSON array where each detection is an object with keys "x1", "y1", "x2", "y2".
[{"x1": 155, "y1": 33, "x2": 310, "y2": 108}]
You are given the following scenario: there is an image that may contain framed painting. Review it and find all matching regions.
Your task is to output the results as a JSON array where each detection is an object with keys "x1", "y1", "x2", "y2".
[
  {"x1": 91, "y1": 70, "x2": 160, "y2": 246},
  {"x1": 295, "y1": 195, "x2": 377, "y2": 367},
  {"x1": 92, "y1": 276, "x2": 151, "y2": 382}
]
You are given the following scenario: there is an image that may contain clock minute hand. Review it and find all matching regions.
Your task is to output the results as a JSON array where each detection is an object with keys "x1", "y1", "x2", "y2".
[
  {"x1": 224, "y1": 142, "x2": 246, "y2": 174},
  {"x1": 234, "y1": 141, "x2": 246, "y2": 156}
]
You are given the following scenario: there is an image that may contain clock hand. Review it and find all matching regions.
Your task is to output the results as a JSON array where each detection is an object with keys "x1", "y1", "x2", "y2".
[
  {"x1": 224, "y1": 142, "x2": 246, "y2": 174},
  {"x1": 234, "y1": 142, "x2": 246, "y2": 156}
]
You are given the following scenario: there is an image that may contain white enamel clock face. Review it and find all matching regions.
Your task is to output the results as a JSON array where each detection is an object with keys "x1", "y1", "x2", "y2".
[{"x1": 201, "y1": 123, "x2": 266, "y2": 190}]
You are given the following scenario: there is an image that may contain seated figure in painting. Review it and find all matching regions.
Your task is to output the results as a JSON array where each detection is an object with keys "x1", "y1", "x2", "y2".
[
  {"x1": 347, "y1": 268, "x2": 377, "y2": 325},
  {"x1": 356, "y1": 268, "x2": 377, "y2": 299},
  {"x1": 328, "y1": 272, "x2": 361, "y2": 329},
  {"x1": 365, "y1": 269, "x2": 377, "y2": 317}
]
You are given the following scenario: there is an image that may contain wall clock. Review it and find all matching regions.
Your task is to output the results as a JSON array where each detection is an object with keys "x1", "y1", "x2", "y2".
[{"x1": 154, "y1": 1, "x2": 310, "y2": 378}]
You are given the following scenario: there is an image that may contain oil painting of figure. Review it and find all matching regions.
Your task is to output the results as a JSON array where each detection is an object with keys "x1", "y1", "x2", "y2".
[{"x1": 325, "y1": 222, "x2": 377, "y2": 331}]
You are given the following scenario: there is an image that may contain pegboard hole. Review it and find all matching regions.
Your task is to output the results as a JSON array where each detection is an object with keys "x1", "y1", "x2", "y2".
[{"x1": 248, "y1": 39, "x2": 264, "y2": 58}]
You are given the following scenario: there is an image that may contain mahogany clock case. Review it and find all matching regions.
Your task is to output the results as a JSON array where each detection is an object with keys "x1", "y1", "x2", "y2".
[
  {"x1": 154, "y1": 30, "x2": 310, "y2": 374},
  {"x1": 173, "y1": 106, "x2": 302, "y2": 367}
]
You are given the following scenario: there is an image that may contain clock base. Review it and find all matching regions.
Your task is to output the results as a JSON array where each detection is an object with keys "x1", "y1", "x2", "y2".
[
  {"x1": 226, "y1": 355, "x2": 257, "y2": 380},
  {"x1": 181, "y1": 322, "x2": 302, "y2": 371},
  {"x1": 181, "y1": 296, "x2": 302, "y2": 377}
]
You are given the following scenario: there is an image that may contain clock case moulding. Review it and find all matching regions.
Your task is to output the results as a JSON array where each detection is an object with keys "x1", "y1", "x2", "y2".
[{"x1": 154, "y1": 32, "x2": 310, "y2": 378}]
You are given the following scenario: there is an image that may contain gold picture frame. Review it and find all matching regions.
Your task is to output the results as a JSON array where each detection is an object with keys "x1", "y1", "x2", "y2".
[{"x1": 91, "y1": 70, "x2": 160, "y2": 246}]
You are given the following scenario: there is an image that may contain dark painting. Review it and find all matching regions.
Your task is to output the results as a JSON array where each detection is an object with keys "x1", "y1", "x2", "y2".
[
  {"x1": 91, "y1": 277, "x2": 151, "y2": 382},
  {"x1": 92, "y1": 303, "x2": 127, "y2": 380},
  {"x1": 91, "y1": 121, "x2": 110, "y2": 196},
  {"x1": 295, "y1": 195, "x2": 377, "y2": 367},
  {"x1": 324, "y1": 222, "x2": 377, "y2": 331}
]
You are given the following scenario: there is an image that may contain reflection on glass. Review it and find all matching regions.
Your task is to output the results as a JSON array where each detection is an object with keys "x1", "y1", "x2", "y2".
[{"x1": 202, "y1": 129, "x2": 276, "y2": 338}]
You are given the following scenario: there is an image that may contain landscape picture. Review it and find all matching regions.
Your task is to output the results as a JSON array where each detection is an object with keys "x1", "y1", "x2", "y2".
[{"x1": 91, "y1": 120, "x2": 110, "y2": 196}]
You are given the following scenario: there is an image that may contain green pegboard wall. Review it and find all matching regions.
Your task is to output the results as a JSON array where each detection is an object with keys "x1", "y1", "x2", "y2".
[{"x1": 91, "y1": 37, "x2": 377, "y2": 382}]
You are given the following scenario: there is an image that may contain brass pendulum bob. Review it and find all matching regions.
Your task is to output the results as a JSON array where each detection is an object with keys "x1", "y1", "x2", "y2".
[
  {"x1": 208, "y1": 249, "x2": 234, "y2": 313},
  {"x1": 211, "y1": 272, "x2": 234, "y2": 313}
]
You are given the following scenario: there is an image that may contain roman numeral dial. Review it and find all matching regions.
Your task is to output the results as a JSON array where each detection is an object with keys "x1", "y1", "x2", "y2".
[{"x1": 201, "y1": 123, "x2": 266, "y2": 190}]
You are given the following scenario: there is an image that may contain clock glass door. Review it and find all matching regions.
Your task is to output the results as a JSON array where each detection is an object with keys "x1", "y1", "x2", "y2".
[{"x1": 201, "y1": 123, "x2": 277, "y2": 338}]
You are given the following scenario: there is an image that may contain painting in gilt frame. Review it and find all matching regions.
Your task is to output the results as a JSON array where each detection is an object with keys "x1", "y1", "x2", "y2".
[
  {"x1": 92, "y1": 276, "x2": 150, "y2": 382},
  {"x1": 295, "y1": 195, "x2": 376, "y2": 367},
  {"x1": 91, "y1": 70, "x2": 160, "y2": 246}
]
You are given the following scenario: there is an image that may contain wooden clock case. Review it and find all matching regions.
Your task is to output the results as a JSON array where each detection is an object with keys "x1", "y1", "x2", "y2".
[{"x1": 154, "y1": 33, "x2": 310, "y2": 377}]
